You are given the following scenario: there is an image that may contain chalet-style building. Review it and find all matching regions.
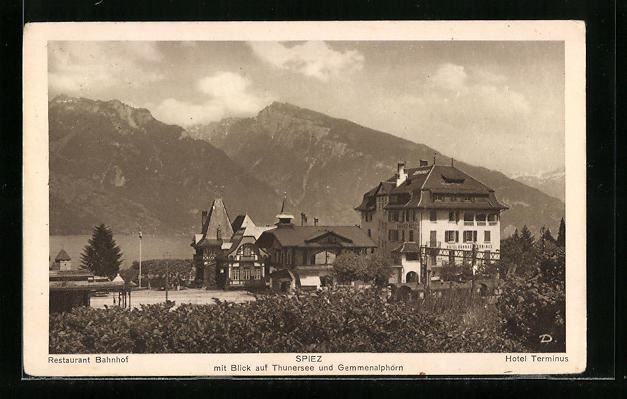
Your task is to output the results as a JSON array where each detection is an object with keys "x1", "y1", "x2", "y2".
[
  {"x1": 355, "y1": 160, "x2": 508, "y2": 284},
  {"x1": 216, "y1": 214, "x2": 274, "y2": 289},
  {"x1": 257, "y1": 204, "x2": 377, "y2": 291},
  {"x1": 191, "y1": 199, "x2": 234, "y2": 288}
]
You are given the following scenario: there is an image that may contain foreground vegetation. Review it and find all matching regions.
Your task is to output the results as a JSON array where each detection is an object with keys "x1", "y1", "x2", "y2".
[
  {"x1": 51, "y1": 223, "x2": 565, "y2": 354},
  {"x1": 50, "y1": 288, "x2": 525, "y2": 353}
]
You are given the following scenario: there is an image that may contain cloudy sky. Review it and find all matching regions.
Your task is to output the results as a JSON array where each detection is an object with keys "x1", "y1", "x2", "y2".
[{"x1": 48, "y1": 41, "x2": 564, "y2": 177}]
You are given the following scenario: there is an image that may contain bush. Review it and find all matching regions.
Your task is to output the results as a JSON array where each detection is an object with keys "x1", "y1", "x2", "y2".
[
  {"x1": 50, "y1": 288, "x2": 523, "y2": 353},
  {"x1": 497, "y1": 275, "x2": 565, "y2": 352},
  {"x1": 332, "y1": 253, "x2": 389, "y2": 287}
]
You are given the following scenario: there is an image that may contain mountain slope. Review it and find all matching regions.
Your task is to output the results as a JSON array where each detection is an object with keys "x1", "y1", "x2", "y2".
[
  {"x1": 49, "y1": 96, "x2": 281, "y2": 235},
  {"x1": 188, "y1": 102, "x2": 565, "y2": 235},
  {"x1": 514, "y1": 168, "x2": 565, "y2": 202}
]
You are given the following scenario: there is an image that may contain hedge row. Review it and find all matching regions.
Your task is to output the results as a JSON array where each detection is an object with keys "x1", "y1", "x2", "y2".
[{"x1": 50, "y1": 288, "x2": 525, "y2": 353}]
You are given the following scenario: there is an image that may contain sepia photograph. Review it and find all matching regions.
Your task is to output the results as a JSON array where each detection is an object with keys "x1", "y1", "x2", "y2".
[{"x1": 22, "y1": 21, "x2": 587, "y2": 376}]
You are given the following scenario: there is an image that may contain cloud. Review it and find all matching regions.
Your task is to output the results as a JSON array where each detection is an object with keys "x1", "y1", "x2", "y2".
[
  {"x1": 48, "y1": 41, "x2": 164, "y2": 94},
  {"x1": 417, "y1": 63, "x2": 531, "y2": 122},
  {"x1": 428, "y1": 63, "x2": 468, "y2": 91},
  {"x1": 152, "y1": 72, "x2": 273, "y2": 126},
  {"x1": 248, "y1": 41, "x2": 364, "y2": 81}
]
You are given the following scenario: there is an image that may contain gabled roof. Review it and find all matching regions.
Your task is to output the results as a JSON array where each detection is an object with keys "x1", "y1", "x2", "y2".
[
  {"x1": 231, "y1": 214, "x2": 254, "y2": 232},
  {"x1": 55, "y1": 249, "x2": 71, "y2": 261},
  {"x1": 304, "y1": 230, "x2": 353, "y2": 244},
  {"x1": 257, "y1": 226, "x2": 376, "y2": 249}
]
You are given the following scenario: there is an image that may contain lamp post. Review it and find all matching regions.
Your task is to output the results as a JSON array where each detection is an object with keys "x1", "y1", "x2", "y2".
[
  {"x1": 164, "y1": 251, "x2": 171, "y2": 302},
  {"x1": 138, "y1": 229, "x2": 142, "y2": 288}
]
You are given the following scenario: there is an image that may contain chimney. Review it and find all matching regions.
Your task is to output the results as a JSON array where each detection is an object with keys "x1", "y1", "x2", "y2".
[
  {"x1": 396, "y1": 162, "x2": 408, "y2": 187},
  {"x1": 419, "y1": 159, "x2": 429, "y2": 167},
  {"x1": 201, "y1": 210, "x2": 208, "y2": 228}
]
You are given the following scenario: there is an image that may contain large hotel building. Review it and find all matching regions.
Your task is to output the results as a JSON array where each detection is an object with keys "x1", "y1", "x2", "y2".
[{"x1": 355, "y1": 160, "x2": 508, "y2": 284}]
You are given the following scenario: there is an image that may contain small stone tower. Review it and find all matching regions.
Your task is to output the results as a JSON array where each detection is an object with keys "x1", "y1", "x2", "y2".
[{"x1": 54, "y1": 249, "x2": 72, "y2": 271}]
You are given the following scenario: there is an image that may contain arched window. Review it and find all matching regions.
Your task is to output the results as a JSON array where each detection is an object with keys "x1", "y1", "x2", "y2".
[
  {"x1": 238, "y1": 244, "x2": 255, "y2": 257},
  {"x1": 406, "y1": 271, "x2": 418, "y2": 283},
  {"x1": 311, "y1": 250, "x2": 337, "y2": 265}
]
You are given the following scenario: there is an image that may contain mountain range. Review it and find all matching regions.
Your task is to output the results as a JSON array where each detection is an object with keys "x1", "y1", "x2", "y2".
[
  {"x1": 49, "y1": 96, "x2": 565, "y2": 237},
  {"x1": 514, "y1": 168, "x2": 565, "y2": 202}
]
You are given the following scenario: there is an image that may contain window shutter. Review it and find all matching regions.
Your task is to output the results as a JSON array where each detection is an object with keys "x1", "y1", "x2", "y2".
[{"x1": 455, "y1": 231, "x2": 459, "y2": 242}]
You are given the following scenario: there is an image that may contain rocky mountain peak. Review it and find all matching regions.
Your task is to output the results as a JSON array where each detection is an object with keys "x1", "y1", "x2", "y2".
[{"x1": 49, "y1": 95, "x2": 160, "y2": 133}]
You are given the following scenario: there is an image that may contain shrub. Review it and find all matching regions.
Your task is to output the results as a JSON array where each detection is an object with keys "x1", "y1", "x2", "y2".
[
  {"x1": 50, "y1": 288, "x2": 523, "y2": 353},
  {"x1": 497, "y1": 274, "x2": 565, "y2": 352},
  {"x1": 332, "y1": 253, "x2": 389, "y2": 287}
]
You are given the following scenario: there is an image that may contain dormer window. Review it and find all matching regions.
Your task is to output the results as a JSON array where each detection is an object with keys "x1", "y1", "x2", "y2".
[{"x1": 442, "y1": 174, "x2": 465, "y2": 184}]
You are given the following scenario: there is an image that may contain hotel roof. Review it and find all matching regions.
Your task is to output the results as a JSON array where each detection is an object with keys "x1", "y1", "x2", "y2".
[{"x1": 355, "y1": 164, "x2": 508, "y2": 211}]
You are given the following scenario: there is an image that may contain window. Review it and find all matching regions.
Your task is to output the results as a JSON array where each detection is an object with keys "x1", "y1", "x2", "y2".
[
  {"x1": 231, "y1": 268, "x2": 240, "y2": 280},
  {"x1": 449, "y1": 211, "x2": 456, "y2": 222},
  {"x1": 430, "y1": 210, "x2": 437, "y2": 222},
  {"x1": 463, "y1": 196, "x2": 472, "y2": 203},
  {"x1": 434, "y1": 194, "x2": 444, "y2": 202},
  {"x1": 409, "y1": 230, "x2": 414, "y2": 242},
  {"x1": 242, "y1": 244, "x2": 254, "y2": 257},
  {"x1": 445, "y1": 230, "x2": 459, "y2": 243},
  {"x1": 484, "y1": 231, "x2": 491, "y2": 242},
  {"x1": 464, "y1": 213, "x2": 474, "y2": 226},
  {"x1": 367, "y1": 229, "x2": 371, "y2": 237},
  {"x1": 389, "y1": 230, "x2": 399, "y2": 241},
  {"x1": 488, "y1": 213, "x2": 498, "y2": 225},
  {"x1": 405, "y1": 211, "x2": 410, "y2": 222},
  {"x1": 412, "y1": 210, "x2": 417, "y2": 221},
  {"x1": 429, "y1": 230, "x2": 437, "y2": 246},
  {"x1": 312, "y1": 250, "x2": 336, "y2": 265},
  {"x1": 463, "y1": 231, "x2": 478, "y2": 243},
  {"x1": 393, "y1": 211, "x2": 399, "y2": 222},
  {"x1": 476, "y1": 214, "x2": 487, "y2": 226},
  {"x1": 484, "y1": 251, "x2": 491, "y2": 264},
  {"x1": 401, "y1": 230, "x2": 405, "y2": 241},
  {"x1": 448, "y1": 252, "x2": 455, "y2": 266},
  {"x1": 253, "y1": 267, "x2": 262, "y2": 280},
  {"x1": 242, "y1": 267, "x2": 251, "y2": 280}
]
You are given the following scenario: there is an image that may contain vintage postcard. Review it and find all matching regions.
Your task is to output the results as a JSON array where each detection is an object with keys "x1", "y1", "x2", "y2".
[{"x1": 23, "y1": 21, "x2": 586, "y2": 377}]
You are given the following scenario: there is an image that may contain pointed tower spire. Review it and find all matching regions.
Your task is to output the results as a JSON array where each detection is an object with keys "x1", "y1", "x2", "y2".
[
  {"x1": 280, "y1": 191, "x2": 287, "y2": 213},
  {"x1": 275, "y1": 192, "x2": 294, "y2": 227}
]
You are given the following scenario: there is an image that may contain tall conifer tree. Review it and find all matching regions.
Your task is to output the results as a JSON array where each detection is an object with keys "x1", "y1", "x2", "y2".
[
  {"x1": 81, "y1": 224, "x2": 123, "y2": 279},
  {"x1": 557, "y1": 217, "x2": 566, "y2": 247}
]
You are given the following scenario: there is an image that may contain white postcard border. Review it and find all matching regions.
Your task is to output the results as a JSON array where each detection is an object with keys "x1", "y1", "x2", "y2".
[{"x1": 23, "y1": 20, "x2": 586, "y2": 377}]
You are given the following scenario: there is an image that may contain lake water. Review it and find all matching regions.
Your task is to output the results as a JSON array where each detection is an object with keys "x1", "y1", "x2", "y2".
[{"x1": 50, "y1": 234, "x2": 194, "y2": 269}]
